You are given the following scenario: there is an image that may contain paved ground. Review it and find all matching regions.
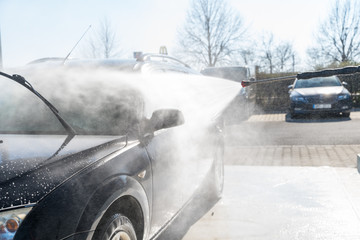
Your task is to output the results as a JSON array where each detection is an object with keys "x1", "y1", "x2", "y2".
[
  {"x1": 183, "y1": 166, "x2": 360, "y2": 240},
  {"x1": 182, "y1": 111, "x2": 360, "y2": 239},
  {"x1": 225, "y1": 111, "x2": 360, "y2": 168},
  {"x1": 225, "y1": 145, "x2": 360, "y2": 167}
]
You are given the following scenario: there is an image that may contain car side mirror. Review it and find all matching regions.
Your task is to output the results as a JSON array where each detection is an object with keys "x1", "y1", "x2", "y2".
[
  {"x1": 149, "y1": 109, "x2": 185, "y2": 131},
  {"x1": 342, "y1": 81, "x2": 348, "y2": 86},
  {"x1": 288, "y1": 85, "x2": 294, "y2": 93}
]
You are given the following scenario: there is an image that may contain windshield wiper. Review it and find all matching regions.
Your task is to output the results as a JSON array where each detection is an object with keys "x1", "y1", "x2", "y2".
[{"x1": 0, "y1": 71, "x2": 76, "y2": 136}]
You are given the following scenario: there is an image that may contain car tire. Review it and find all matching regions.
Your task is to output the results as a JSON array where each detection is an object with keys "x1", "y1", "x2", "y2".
[{"x1": 93, "y1": 214, "x2": 137, "y2": 240}]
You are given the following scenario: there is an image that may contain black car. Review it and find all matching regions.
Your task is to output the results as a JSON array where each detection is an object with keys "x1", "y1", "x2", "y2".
[
  {"x1": 0, "y1": 64, "x2": 225, "y2": 240},
  {"x1": 288, "y1": 75, "x2": 352, "y2": 118}
]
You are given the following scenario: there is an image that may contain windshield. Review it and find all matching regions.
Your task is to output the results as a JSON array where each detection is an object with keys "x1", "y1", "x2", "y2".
[
  {"x1": 0, "y1": 70, "x2": 144, "y2": 136},
  {"x1": 0, "y1": 76, "x2": 65, "y2": 134},
  {"x1": 294, "y1": 76, "x2": 342, "y2": 88}
]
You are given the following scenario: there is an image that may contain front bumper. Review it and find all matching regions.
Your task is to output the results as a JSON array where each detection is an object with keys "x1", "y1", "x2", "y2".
[{"x1": 290, "y1": 99, "x2": 352, "y2": 115}]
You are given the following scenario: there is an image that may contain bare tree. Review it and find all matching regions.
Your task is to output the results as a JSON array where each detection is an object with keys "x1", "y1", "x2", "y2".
[
  {"x1": 306, "y1": 47, "x2": 328, "y2": 70},
  {"x1": 239, "y1": 49, "x2": 255, "y2": 66},
  {"x1": 176, "y1": 0, "x2": 247, "y2": 68},
  {"x1": 258, "y1": 33, "x2": 275, "y2": 74},
  {"x1": 291, "y1": 53, "x2": 298, "y2": 72},
  {"x1": 83, "y1": 18, "x2": 121, "y2": 59},
  {"x1": 225, "y1": 48, "x2": 256, "y2": 67},
  {"x1": 308, "y1": 0, "x2": 360, "y2": 66},
  {"x1": 275, "y1": 41, "x2": 295, "y2": 72},
  {"x1": 257, "y1": 33, "x2": 297, "y2": 73}
]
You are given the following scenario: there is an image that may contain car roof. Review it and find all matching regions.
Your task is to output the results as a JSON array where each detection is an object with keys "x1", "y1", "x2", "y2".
[
  {"x1": 28, "y1": 58, "x2": 137, "y2": 72},
  {"x1": 27, "y1": 54, "x2": 200, "y2": 75}
]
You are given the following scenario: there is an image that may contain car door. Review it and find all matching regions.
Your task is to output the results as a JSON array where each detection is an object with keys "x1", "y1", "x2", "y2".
[
  {"x1": 144, "y1": 119, "x2": 216, "y2": 237},
  {"x1": 144, "y1": 125, "x2": 191, "y2": 236}
]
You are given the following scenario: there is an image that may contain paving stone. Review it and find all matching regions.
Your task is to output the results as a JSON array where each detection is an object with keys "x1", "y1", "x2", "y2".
[{"x1": 225, "y1": 145, "x2": 359, "y2": 168}]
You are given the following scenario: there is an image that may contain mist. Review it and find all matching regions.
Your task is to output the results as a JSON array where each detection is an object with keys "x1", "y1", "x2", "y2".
[
  {"x1": 11, "y1": 66, "x2": 242, "y2": 129},
  {"x1": 1, "y1": 65, "x2": 245, "y2": 237}
]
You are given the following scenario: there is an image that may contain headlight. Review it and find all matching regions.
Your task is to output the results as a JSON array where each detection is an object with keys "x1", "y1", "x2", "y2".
[
  {"x1": 0, "y1": 207, "x2": 32, "y2": 240},
  {"x1": 291, "y1": 96, "x2": 306, "y2": 102},
  {"x1": 338, "y1": 94, "x2": 350, "y2": 100}
]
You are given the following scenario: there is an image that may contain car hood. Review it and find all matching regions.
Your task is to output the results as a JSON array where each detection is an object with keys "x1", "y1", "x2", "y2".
[
  {"x1": 0, "y1": 134, "x2": 127, "y2": 210},
  {"x1": 292, "y1": 86, "x2": 346, "y2": 96}
]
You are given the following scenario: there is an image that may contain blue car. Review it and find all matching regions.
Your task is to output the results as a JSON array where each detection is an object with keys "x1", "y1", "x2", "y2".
[{"x1": 288, "y1": 75, "x2": 352, "y2": 118}]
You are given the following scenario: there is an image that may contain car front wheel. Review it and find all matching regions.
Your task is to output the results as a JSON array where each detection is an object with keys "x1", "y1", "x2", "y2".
[{"x1": 93, "y1": 214, "x2": 137, "y2": 240}]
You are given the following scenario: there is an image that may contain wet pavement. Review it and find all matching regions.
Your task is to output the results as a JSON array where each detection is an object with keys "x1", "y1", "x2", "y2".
[
  {"x1": 183, "y1": 166, "x2": 360, "y2": 240},
  {"x1": 183, "y1": 112, "x2": 360, "y2": 239}
]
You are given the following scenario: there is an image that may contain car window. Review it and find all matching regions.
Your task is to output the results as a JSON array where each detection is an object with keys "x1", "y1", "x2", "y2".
[
  {"x1": 0, "y1": 77, "x2": 65, "y2": 134},
  {"x1": 294, "y1": 76, "x2": 342, "y2": 88}
]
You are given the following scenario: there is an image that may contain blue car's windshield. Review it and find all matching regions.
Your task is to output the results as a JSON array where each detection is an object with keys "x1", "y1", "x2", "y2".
[{"x1": 294, "y1": 76, "x2": 342, "y2": 89}]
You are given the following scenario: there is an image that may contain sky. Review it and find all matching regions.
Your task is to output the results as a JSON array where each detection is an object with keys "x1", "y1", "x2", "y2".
[{"x1": 0, "y1": 0, "x2": 335, "y2": 69}]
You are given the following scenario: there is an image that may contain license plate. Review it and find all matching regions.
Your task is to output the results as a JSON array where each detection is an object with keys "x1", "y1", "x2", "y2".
[{"x1": 313, "y1": 104, "x2": 331, "y2": 109}]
